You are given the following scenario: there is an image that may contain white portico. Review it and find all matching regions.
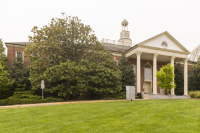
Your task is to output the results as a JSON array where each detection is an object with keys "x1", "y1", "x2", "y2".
[
  {"x1": 101, "y1": 19, "x2": 190, "y2": 97},
  {"x1": 125, "y1": 31, "x2": 190, "y2": 96}
]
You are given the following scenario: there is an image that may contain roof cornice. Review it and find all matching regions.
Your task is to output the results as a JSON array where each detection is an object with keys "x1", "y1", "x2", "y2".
[
  {"x1": 139, "y1": 45, "x2": 190, "y2": 55},
  {"x1": 6, "y1": 43, "x2": 25, "y2": 48}
]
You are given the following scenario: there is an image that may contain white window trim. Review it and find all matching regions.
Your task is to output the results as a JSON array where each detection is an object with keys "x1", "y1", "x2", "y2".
[
  {"x1": 133, "y1": 65, "x2": 136, "y2": 73},
  {"x1": 115, "y1": 60, "x2": 118, "y2": 66},
  {"x1": 16, "y1": 51, "x2": 24, "y2": 63}
]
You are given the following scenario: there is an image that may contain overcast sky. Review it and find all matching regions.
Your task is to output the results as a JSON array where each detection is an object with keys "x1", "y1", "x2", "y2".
[{"x1": 0, "y1": 0, "x2": 200, "y2": 52}]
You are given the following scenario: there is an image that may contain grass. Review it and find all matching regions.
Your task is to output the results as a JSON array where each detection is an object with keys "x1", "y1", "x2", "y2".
[{"x1": 0, "y1": 99, "x2": 200, "y2": 133}]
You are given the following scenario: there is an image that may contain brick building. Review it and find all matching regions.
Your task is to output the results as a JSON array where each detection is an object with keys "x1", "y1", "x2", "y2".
[{"x1": 5, "y1": 19, "x2": 194, "y2": 97}]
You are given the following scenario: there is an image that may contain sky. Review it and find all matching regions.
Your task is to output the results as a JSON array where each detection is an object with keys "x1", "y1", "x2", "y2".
[{"x1": 0, "y1": 0, "x2": 200, "y2": 52}]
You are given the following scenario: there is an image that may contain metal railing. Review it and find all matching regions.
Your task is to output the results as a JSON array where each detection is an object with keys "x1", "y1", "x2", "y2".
[{"x1": 100, "y1": 38, "x2": 135, "y2": 47}]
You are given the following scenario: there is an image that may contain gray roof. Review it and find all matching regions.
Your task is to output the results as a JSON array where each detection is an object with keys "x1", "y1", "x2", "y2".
[
  {"x1": 101, "y1": 43, "x2": 131, "y2": 53},
  {"x1": 5, "y1": 42, "x2": 33, "y2": 46},
  {"x1": 5, "y1": 42, "x2": 194, "y2": 63},
  {"x1": 6, "y1": 42, "x2": 134, "y2": 53}
]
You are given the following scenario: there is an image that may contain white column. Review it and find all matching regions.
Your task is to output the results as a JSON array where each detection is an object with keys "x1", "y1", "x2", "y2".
[
  {"x1": 184, "y1": 58, "x2": 188, "y2": 95},
  {"x1": 153, "y1": 53, "x2": 158, "y2": 94},
  {"x1": 136, "y1": 51, "x2": 142, "y2": 93},
  {"x1": 171, "y1": 56, "x2": 176, "y2": 95}
]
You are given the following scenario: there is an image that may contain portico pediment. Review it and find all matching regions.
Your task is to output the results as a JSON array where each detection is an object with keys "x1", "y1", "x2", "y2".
[{"x1": 137, "y1": 31, "x2": 189, "y2": 53}]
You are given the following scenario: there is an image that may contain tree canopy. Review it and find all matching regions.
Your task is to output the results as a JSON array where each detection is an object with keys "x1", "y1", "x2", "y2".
[
  {"x1": 190, "y1": 44, "x2": 200, "y2": 61},
  {"x1": 0, "y1": 61, "x2": 13, "y2": 99},
  {"x1": 25, "y1": 13, "x2": 121, "y2": 98},
  {"x1": 174, "y1": 62, "x2": 184, "y2": 95},
  {"x1": 0, "y1": 39, "x2": 7, "y2": 67}
]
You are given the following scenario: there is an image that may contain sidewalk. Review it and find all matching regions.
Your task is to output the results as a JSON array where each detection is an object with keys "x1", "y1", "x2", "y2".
[{"x1": 0, "y1": 99, "x2": 132, "y2": 109}]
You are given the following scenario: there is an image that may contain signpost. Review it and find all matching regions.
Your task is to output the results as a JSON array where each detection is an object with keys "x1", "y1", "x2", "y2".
[{"x1": 41, "y1": 80, "x2": 45, "y2": 99}]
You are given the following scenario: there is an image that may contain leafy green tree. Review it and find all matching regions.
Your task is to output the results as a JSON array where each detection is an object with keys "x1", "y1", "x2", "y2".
[
  {"x1": 24, "y1": 13, "x2": 121, "y2": 98},
  {"x1": 8, "y1": 57, "x2": 31, "y2": 93},
  {"x1": 118, "y1": 52, "x2": 136, "y2": 91},
  {"x1": 174, "y1": 62, "x2": 184, "y2": 95},
  {"x1": 156, "y1": 63, "x2": 176, "y2": 99},
  {"x1": 0, "y1": 61, "x2": 13, "y2": 99},
  {"x1": 188, "y1": 70, "x2": 199, "y2": 91},
  {"x1": 0, "y1": 39, "x2": 7, "y2": 68},
  {"x1": 189, "y1": 56, "x2": 200, "y2": 91}
]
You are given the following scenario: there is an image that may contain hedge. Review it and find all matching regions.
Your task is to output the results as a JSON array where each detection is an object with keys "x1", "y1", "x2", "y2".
[{"x1": 0, "y1": 91, "x2": 64, "y2": 106}]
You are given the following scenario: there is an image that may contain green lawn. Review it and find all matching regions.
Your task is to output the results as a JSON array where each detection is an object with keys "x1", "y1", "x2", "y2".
[{"x1": 0, "y1": 99, "x2": 200, "y2": 133}]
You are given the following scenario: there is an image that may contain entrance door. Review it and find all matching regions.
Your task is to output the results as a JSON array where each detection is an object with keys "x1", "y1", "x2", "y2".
[
  {"x1": 144, "y1": 82, "x2": 152, "y2": 93},
  {"x1": 144, "y1": 63, "x2": 152, "y2": 93}
]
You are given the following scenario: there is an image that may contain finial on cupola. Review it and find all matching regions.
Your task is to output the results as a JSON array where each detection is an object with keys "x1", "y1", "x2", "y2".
[{"x1": 121, "y1": 19, "x2": 129, "y2": 31}]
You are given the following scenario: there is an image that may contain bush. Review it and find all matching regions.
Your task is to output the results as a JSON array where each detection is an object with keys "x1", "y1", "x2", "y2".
[
  {"x1": 0, "y1": 91, "x2": 64, "y2": 106},
  {"x1": 99, "y1": 92, "x2": 126, "y2": 100},
  {"x1": 174, "y1": 62, "x2": 184, "y2": 95},
  {"x1": 189, "y1": 93, "x2": 195, "y2": 98},
  {"x1": 99, "y1": 92, "x2": 140, "y2": 100},
  {"x1": 189, "y1": 91, "x2": 200, "y2": 99}
]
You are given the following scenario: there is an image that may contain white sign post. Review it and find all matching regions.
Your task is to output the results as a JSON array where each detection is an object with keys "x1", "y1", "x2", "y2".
[{"x1": 41, "y1": 80, "x2": 45, "y2": 99}]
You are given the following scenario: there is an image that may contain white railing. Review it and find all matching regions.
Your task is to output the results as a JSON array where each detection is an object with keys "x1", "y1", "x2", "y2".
[
  {"x1": 100, "y1": 38, "x2": 135, "y2": 47},
  {"x1": 100, "y1": 38, "x2": 118, "y2": 45}
]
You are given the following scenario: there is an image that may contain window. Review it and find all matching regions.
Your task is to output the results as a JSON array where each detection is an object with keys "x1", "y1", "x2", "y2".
[
  {"x1": 161, "y1": 41, "x2": 167, "y2": 47},
  {"x1": 115, "y1": 60, "x2": 118, "y2": 66},
  {"x1": 133, "y1": 65, "x2": 136, "y2": 73},
  {"x1": 16, "y1": 51, "x2": 24, "y2": 63},
  {"x1": 144, "y1": 64, "x2": 152, "y2": 80}
]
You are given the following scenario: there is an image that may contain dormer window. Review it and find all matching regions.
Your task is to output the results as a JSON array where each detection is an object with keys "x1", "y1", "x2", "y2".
[{"x1": 161, "y1": 41, "x2": 167, "y2": 47}]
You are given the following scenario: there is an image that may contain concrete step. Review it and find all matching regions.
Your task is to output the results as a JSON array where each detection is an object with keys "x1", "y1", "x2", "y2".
[{"x1": 143, "y1": 94, "x2": 190, "y2": 99}]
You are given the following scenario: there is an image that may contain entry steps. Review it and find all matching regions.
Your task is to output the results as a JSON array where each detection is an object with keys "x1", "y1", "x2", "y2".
[{"x1": 142, "y1": 93, "x2": 190, "y2": 99}]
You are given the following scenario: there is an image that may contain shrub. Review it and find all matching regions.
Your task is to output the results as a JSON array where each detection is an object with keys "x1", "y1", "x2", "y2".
[
  {"x1": 99, "y1": 92, "x2": 126, "y2": 100},
  {"x1": 99, "y1": 91, "x2": 140, "y2": 100},
  {"x1": 0, "y1": 91, "x2": 63, "y2": 106},
  {"x1": 196, "y1": 93, "x2": 200, "y2": 98},
  {"x1": 189, "y1": 91, "x2": 200, "y2": 99},
  {"x1": 189, "y1": 93, "x2": 195, "y2": 98}
]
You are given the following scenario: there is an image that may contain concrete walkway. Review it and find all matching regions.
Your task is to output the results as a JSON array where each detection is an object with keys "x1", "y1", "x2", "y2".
[
  {"x1": 0, "y1": 99, "x2": 132, "y2": 109},
  {"x1": 143, "y1": 94, "x2": 190, "y2": 99}
]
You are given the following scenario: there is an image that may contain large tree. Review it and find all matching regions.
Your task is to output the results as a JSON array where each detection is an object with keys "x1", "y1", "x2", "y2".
[
  {"x1": 118, "y1": 52, "x2": 136, "y2": 91},
  {"x1": 8, "y1": 57, "x2": 31, "y2": 92},
  {"x1": 0, "y1": 61, "x2": 13, "y2": 99},
  {"x1": 0, "y1": 39, "x2": 7, "y2": 67},
  {"x1": 188, "y1": 56, "x2": 200, "y2": 91},
  {"x1": 156, "y1": 63, "x2": 176, "y2": 99},
  {"x1": 190, "y1": 44, "x2": 200, "y2": 61},
  {"x1": 24, "y1": 13, "x2": 121, "y2": 98}
]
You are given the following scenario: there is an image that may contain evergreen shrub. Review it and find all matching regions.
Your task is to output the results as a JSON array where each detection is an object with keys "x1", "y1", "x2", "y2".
[
  {"x1": 189, "y1": 91, "x2": 200, "y2": 99},
  {"x1": 0, "y1": 91, "x2": 63, "y2": 106},
  {"x1": 174, "y1": 62, "x2": 184, "y2": 95},
  {"x1": 118, "y1": 52, "x2": 136, "y2": 91}
]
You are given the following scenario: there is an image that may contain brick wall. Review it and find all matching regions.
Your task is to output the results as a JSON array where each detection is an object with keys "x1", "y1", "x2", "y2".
[
  {"x1": 7, "y1": 46, "x2": 30, "y2": 67},
  {"x1": 128, "y1": 58, "x2": 168, "y2": 94}
]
